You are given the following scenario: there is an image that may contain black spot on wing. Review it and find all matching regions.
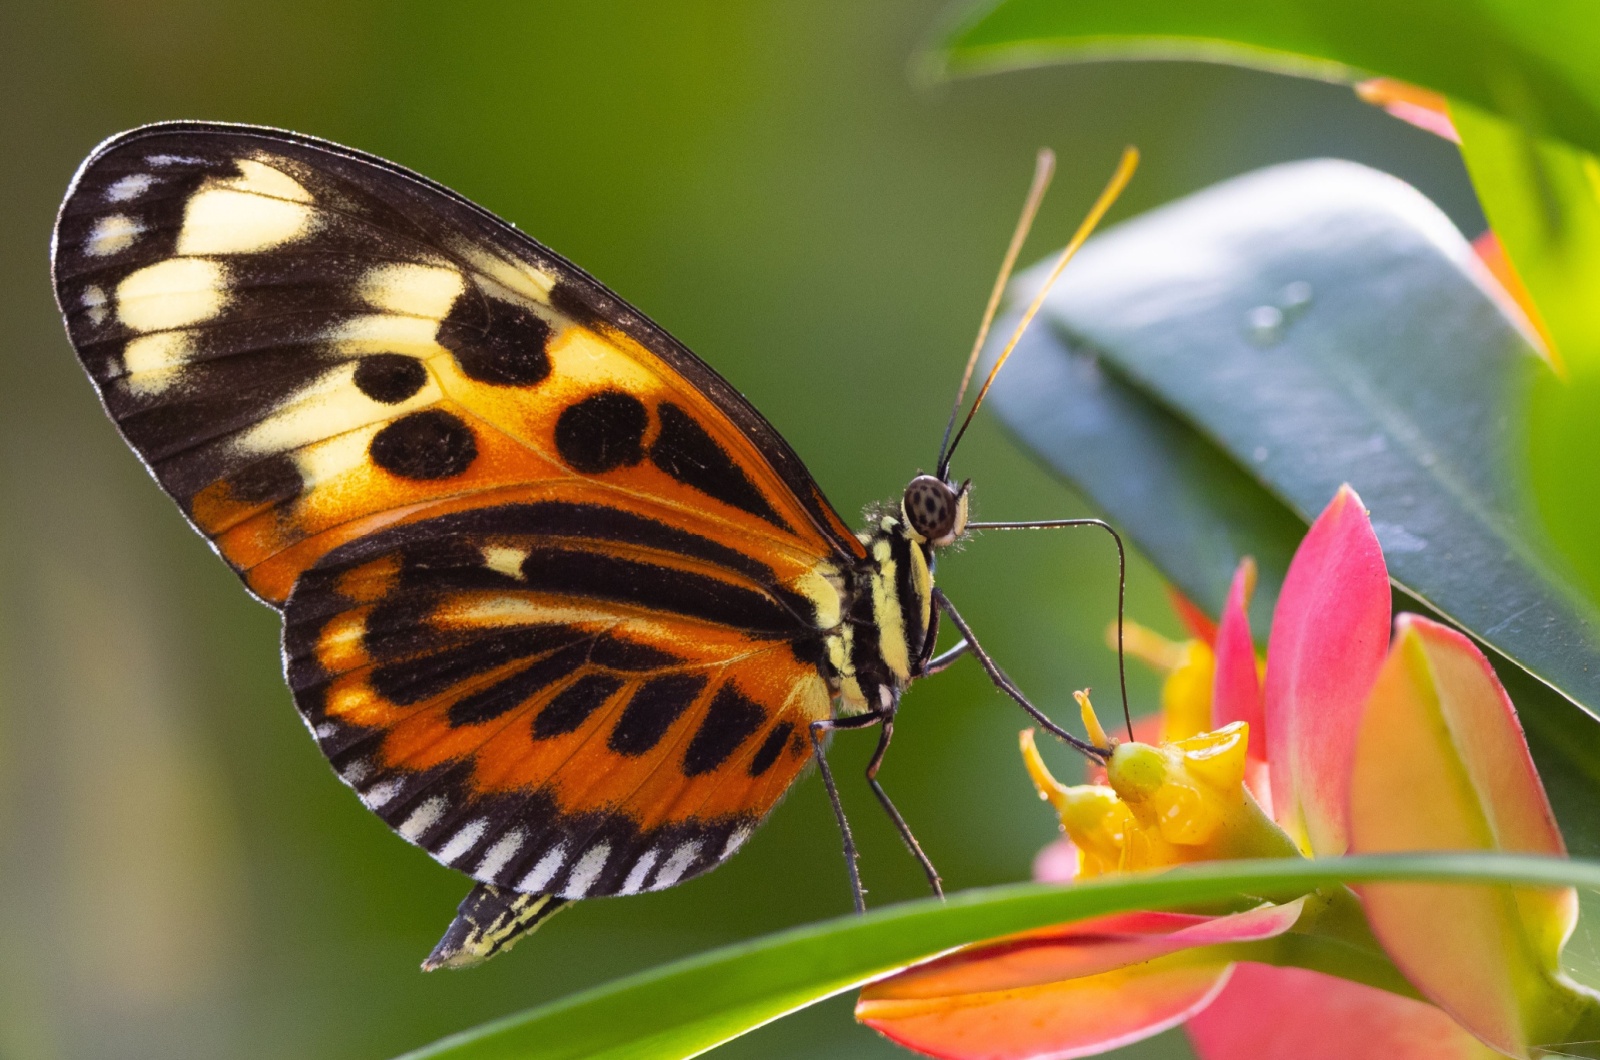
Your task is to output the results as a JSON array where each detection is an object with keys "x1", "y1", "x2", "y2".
[
  {"x1": 370, "y1": 409, "x2": 477, "y2": 479},
  {"x1": 748, "y1": 721, "x2": 794, "y2": 778},
  {"x1": 554, "y1": 390, "x2": 647, "y2": 474},
  {"x1": 439, "y1": 293, "x2": 553, "y2": 386},
  {"x1": 359, "y1": 593, "x2": 443, "y2": 662},
  {"x1": 682, "y1": 685, "x2": 766, "y2": 777},
  {"x1": 226, "y1": 452, "x2": 304, "y2": 506},
  {"x1": 532, "y1": 673, "x2": 624, "y2": 739},
  {"x1": 650, "y1": 402, "x2": 788, "y2": 530},
  {"x1": 445, "y1": 642, "x2": 590, "y2": 726},
  {"x1": 608, "y1": 674, "x2": 708, "y2": 756},
  {"x1": 547, "y1": 278, "x2": 606, "y2": 330},
  {"x1": 354, "y1": 354, "x2": 428, "y2": 403}
]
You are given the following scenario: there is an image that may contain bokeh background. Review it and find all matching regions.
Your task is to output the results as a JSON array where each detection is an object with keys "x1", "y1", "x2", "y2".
[{"x1": 0, "y1": 2, "x2": 1487, "y2": 1058}]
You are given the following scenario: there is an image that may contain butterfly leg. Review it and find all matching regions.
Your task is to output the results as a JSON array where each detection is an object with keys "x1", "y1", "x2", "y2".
[
  {"x1": 932, "y1": 588, "x2": 1109, "y2": 761},
  {"x1": 863, "y1": 718, "x2": 943, "y2": 898},
  {"x1": 811, "y1": 712, "x2": 889, "y2": 914},
  {"x1": 922, "y1": 639, "x2": 970, "y2": 675}
]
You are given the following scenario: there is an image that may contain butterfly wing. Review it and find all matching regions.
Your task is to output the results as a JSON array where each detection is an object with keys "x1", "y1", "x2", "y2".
[
  {"x1": 53, "y1": 122, "x2": 863, "y2": 896},
  {"x1": 286, "y1": 504, "x2": 828, "y2": 895}
]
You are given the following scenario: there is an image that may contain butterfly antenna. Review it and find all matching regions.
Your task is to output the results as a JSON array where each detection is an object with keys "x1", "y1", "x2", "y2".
[
  {"x1": 938, "y1": 146, "x2": 1139, "y2": 479},
  {"x1": 936, "y1": 148, "x2": 1056, "y2": 474}
]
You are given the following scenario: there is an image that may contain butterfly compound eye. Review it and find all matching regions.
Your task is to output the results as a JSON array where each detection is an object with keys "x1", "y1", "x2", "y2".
[{"x1": 903, "y1": 474, "x2": 961, "y2": 545}]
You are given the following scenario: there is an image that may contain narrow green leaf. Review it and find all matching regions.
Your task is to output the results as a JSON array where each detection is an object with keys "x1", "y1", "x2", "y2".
[
  {"x1": 1452, "y1": 104, "x2": 1600, "y2": 373},
  {"x1": 1449, "y1": 102, "x2": 1600, "y2": 629},
  {"x1": 993, "y1": 158, "x2": 1600, "y2": 727},
  {"x1": 396, "y1": 855, "x2": 1600, "y2": 1060},
  {"x1": 938, "y1": 0, "x2": 1600, "y2": 159}
]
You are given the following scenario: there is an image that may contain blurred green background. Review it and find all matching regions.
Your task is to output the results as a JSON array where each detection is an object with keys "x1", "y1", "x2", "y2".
[{"x1": 0, "y1": 2, "x2": 1488, "y2": 1058}]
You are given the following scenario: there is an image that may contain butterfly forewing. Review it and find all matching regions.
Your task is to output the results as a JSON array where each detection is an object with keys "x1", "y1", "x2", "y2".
[
  {"x1": 53, "y1": 124, "x2": 864, "y2": 602},
  {"x1": 53, "y1": 123, "x2": 865, "y2": 898}
]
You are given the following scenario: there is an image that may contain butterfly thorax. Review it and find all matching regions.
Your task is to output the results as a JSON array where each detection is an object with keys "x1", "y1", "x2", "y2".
[{"x1": 823, "y1": 475, "x2": 968, "y2": 717}]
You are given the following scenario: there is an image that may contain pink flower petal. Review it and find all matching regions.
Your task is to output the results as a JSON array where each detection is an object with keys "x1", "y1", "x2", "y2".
[
  {"x1": 1187, "y1": 963, "x2": 1500, "y2": 1060},
  {"x1": 858, "y1": 903, "x2": 1302, "y2": 1060},
  {"x1": 1033, "y1": 839, "x2": 1079, "y2": 884},
  {"x1": 1265, "y1": 485, "x2": 1390, "y2": 854},
  {"x1": 1349, "y1": 616, "x2": 1577, "y2": 1057},
  {"x1": 1211, "y1": 559, "x2": 1264, "y2": 747}
]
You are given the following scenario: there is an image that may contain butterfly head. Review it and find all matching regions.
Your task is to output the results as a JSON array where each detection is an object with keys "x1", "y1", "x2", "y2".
[{"x1": 902, "y1": 474, "x2": 970, "y2": 548}]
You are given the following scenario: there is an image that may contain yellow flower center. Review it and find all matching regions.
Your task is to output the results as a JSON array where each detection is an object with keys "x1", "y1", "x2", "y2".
[{"x1": 1022, "y1": 693, "x2": 1299, "y2": 878}]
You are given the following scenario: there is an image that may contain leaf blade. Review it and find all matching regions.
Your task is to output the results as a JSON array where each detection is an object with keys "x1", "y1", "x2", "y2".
[{"x1": 395, "y1": 855, "x2": 1600, "y2": 1060}]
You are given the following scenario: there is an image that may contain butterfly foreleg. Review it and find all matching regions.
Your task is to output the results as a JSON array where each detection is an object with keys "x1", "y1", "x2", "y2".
[
  {"x1": 863, "y1": 718, "x2": 943, "y2": 898},
  {"x1": 931, "y1": 589, "x2": 1109, "y2": 762}
]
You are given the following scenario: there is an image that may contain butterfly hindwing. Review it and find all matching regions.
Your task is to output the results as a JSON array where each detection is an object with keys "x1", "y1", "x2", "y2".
[
  {"x1": 285, "y1": 504, "x2": 827, "y2": 896},
  {"x1": 52, "y1": 122, "x2": 866, "y2": 899}
]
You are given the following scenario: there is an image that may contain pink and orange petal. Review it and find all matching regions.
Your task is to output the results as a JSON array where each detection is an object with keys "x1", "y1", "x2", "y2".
[
  {"x1": 1350, "y1": 615, "x2": 1596, "y2": 1056},
  {"x1": 857, "y1": 903, "x2": 1304, "y2": 1060},
  {"x1": 1355, "y1": 78, "x2": 1461, "y2": 142}
]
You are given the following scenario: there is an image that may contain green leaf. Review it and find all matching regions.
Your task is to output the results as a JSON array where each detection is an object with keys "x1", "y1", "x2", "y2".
[
  {"x1": 1450, "y1": 103, "x2": 1600, "y2": 624},
  {"x1": 992, "y1": 157, "x2": 1600, "y2": 721},
  {"x1": 1452, "y1": 106, "x2": 1600, "y2": 372},
  {"x1": 396, "y1": 854, "x2": 1600, "y2": 1060},
  {"x1": 980, "y1": 303, "x2": 1302, "y2": 641},
  {"x1": 938, "y1": 0, "x2": 1600, "y2": 160}
]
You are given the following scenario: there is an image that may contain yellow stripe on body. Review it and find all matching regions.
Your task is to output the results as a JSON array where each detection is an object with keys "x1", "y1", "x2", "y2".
[{"x1": 869, "y1": 538, "x2": 911, "y2": 683}]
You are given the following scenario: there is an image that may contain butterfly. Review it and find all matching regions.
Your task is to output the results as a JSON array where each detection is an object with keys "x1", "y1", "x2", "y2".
[{"x1": 51, "y1": 122, "x2": 1136, "y2": 969}]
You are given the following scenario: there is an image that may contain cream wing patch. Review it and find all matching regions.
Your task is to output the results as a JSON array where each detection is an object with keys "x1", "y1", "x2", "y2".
[
  {"x1": 87, "y1": 214, "x2": 144, "y2": 256},
  {"x1": 360, "y1": 262, "x2": 467, "y2": 317},
  {"x1": 122, "y1": 333, "x2": 197, "y2": 395},
  {"x1": 176, "y1": 157, "x2": 316, "y2": 256},
  {"x1": 115, "y1": 258, "x2": 227, "y2": 331},
  {"x1": 230, "y1": 358, "x2": 443, "y2": 459}
]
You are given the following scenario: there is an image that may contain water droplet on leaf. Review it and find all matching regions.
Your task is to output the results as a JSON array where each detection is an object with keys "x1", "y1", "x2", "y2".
[{"x1": 1245, "y1": 304, "x2": 1284, "y2": 345}]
